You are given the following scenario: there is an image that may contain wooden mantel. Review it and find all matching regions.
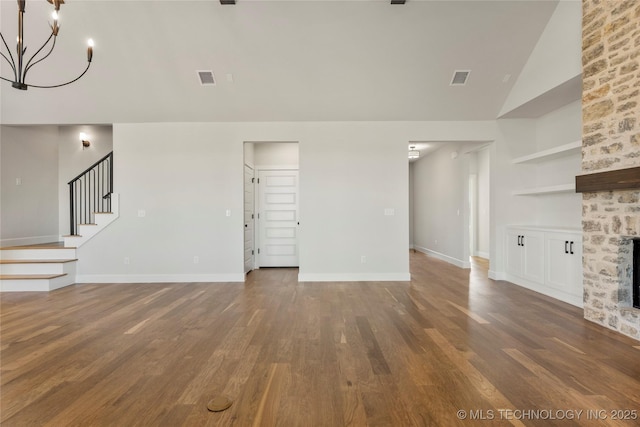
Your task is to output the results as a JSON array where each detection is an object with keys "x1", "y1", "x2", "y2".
[{"x1": 576, "y1": 166, "x2": 640, "y2": 193}]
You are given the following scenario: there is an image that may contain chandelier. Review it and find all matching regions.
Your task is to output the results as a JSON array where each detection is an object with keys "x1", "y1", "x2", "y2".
[{"x1": 0, "y1": 0, "x2": 93, "y2": 90}]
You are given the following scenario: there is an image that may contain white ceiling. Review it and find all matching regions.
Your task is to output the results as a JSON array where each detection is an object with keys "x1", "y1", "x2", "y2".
[{"x1": 1, "y1": 0, "x2": 560, "y2": 125}]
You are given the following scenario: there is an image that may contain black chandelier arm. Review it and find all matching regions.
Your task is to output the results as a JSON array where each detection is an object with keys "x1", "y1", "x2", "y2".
[
  {"x1": 25, "y1": 60, "x2": 91, "y2": 89},
  {"x1": 23, "y1": 33, "x2": 56, "y2": 80},
  {"x1": 0, "y1": 33, "x2": 18, "y2": 80},
  {"x1": 0, "y1": 75, "x2": 20, "y2": 84},
  {"x1": 1, "y1": 53, "x2": 18, "y2": 80}
]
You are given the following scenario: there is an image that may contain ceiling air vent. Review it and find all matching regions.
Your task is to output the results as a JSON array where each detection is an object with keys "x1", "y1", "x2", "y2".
[
  {"x1": 450, "y1": 70, "x2": 470, "y2": 86},
  {"x1": 197, "y1": 70, "x2": 216, "y2": 86}
]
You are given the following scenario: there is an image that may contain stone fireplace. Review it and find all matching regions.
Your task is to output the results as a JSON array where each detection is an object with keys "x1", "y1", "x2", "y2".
[{"x1": 580, "y1": 1, "x2": 640, "y2": 341}]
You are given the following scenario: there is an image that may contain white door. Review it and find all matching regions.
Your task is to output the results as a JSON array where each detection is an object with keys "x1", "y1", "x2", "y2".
[
  {"x1": 244, "y1": 165, "x2": 255, "y2": 273},
  {"x1": 257, "y1": 170, "x2": 299, "y2": 267}
]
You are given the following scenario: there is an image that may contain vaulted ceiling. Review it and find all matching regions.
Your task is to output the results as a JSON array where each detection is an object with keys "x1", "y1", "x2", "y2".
[{"x1": 1, "y1": 0, "x2": 560, "y2": 125}]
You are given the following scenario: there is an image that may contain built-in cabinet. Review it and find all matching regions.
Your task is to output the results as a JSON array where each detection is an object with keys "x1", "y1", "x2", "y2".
[{"x1": 505, "y1": 226, "x2": 583, "y2": 307}]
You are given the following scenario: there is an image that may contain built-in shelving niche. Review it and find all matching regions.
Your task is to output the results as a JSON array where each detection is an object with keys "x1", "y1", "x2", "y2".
[{"x1": 512, "y1": 141, "x2": 581, "y2": 196}]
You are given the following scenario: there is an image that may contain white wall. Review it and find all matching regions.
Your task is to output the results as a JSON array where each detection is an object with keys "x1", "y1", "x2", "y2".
[
  {"x1": 0, "y1": 119, "x2": 496, "y2": 279},
  {"x1": 412, "y1": 142, "x2": 479, "y2": 268},
  {"x1": 534, "y1": 100, "x2": 582, "y2": 227},
  {"x1": 499, "y1": 1, "x2": 582, "y2": 116},
  {"x1": 1, "y1": 125, "x2": 59, "y2": 246},
  {"x1": 243, "y1": 142, "x2": 255, "y2": 168},
  {"x1": 75, "y1": 121, "x2": 495, "y2": 283},
  {"x1": 58, "y1": 125, "x2": 113, "y2": 238},
  {"x1": 254, "y1": 142, "x2": 299, "y2": 167},
  {"x1": 477, "y1": 146, "x2": 490, "y2": 258}
]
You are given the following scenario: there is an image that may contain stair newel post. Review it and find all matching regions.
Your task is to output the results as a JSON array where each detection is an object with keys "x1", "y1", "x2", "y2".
[
  {"x1": 109, "y1": 153, "x2": 113, "y2": 211},
  {"x1": 69, "y1": 181, "x2": 75, "y2": 236}
]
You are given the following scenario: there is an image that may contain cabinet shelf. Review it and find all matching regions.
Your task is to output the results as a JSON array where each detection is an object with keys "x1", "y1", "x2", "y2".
[
  {"x1": 512, "y1": 141, "x2": 581, "y2": 164},
  {"x1": 512, "y1": 183, "x2": 576, "y2": 196}
]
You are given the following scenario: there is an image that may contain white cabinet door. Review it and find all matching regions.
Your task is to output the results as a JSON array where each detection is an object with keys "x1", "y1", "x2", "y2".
[
  {"x1": 546, "y1": 232, "x2": 582, "y2": 297},
  {"x1": 521, "y1": 231, "x2": 545, "y2": 284},
  {"x1": 505, "y1": 229, "x2": 523, "y2": 277},
  {"x1": 505, "y1": 228, "x2": 544, "y2": 285}
]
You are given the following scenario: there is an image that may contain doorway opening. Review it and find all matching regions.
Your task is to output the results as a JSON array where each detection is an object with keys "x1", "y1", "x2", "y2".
[{"x1": 243, "y1": 142, "x2": 299, "y2": 274}]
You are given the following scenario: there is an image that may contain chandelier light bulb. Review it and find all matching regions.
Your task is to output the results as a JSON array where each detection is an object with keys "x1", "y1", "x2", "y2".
[{"x1": 87, "y1": 39, "x2": 94, "y2": 62}]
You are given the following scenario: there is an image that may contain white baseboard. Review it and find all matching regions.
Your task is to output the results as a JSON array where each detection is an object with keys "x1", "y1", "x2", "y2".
[
  {"x1": 75, "y1": 273, "x2": 245, "y2": 284},
  {"x1": 413, "y1": 246, "x2": 470, "y2": 269},
  {"x1": 298, "y1": 272, "x2": 411, "y2": 282},
  {"x1": 503, "y1": 273, "x2": 583, "y2": 308},
  {"x1": 1, "y1": 235, "x2": 60, "y2": 247},
  {"x1": 488, "y1": 270, "x2": 506, "y2": 281}
]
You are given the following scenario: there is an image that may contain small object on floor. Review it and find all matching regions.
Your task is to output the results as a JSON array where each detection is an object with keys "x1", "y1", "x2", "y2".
[{"x1": 207, "y1": 395, "x2": 233, "y2": 412}]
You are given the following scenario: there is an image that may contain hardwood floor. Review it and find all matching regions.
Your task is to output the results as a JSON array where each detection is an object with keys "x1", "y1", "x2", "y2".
[{"x1": 1, "y1": 252, "x2": 639, "y2": 426}]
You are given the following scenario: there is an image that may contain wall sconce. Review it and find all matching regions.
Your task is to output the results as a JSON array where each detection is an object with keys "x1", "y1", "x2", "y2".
[{"x1": 80, "y1": 132, "x2": 90, "y2": 149}]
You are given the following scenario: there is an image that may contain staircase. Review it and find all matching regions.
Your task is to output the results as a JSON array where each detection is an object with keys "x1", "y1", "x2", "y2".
[
  {"x1": 0, "y1": 245, "x2": 78, "y2": 291},
  {"x1": 0, "y1": 152, "x2": 117, "y2": 292}
]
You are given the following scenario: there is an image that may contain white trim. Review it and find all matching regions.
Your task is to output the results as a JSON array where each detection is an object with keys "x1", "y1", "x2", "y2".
[
  {"x1": 75, "y1": 274, "x2": 245, "y2": 284},
  {"x1": 488, "y1": 270, "x2": 506, "y2": 281},
  {"x1": 504, "y1": 273, "x2": 583, "y2": 308},
  {"x1": 254, "y1": 165, "x2": 298, "y2": 170},
  {"x1": 298, "y1": 273, "x2": 411, "y2": 282},
  {"x1": 475, "y1": 251, "x2": 490, "y2": 259},
  {"x1": 1, "y1": 235, "x2": 60, "y2": 247},
  {"x1": 414, "y1": 246, "x2": 470, "y2": 269}
]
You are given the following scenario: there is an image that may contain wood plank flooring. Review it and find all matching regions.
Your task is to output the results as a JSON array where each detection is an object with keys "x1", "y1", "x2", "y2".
[{"x1": 1, "y1": 253, "x2": 639, "y2": 426}]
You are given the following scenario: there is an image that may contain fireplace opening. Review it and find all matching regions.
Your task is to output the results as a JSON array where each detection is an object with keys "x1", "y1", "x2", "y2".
[{"x1": 634, "y1": 239, "x2": 640, "y2": 310}]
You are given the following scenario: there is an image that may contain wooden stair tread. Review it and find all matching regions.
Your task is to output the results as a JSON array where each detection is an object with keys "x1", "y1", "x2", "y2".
[
  {"x1": 0, "y1": 259, "x2": 78, "y2": 264},
  {"x1": 0, "y1": 274, "x2": 67, "y2": 280},
  {"x1": 1, "y1": 245, "x2": 76, "y2": 250}
]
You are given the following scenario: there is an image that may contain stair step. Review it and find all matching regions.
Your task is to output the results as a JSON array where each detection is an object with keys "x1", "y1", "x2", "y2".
[
  {"x1": 0, "y1": 259, "x2": 78, "y2": 264},
  {"x1": 0, "y1": 273, "x2": 74, "y2": 292},
  {"x1": 0, "y1": 244, "x2": 73, "y2": 250},
  {"x1": 0, "y1": 274, "x2": 67, "y2": 280},
  {"x1": 1, "y1": 247, "x2": 77, "y2": 260}
]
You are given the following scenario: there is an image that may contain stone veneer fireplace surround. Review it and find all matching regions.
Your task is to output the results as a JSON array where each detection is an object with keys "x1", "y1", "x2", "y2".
[{"x1": 580, "y1": 1, "x2": 640, "y2": 341}]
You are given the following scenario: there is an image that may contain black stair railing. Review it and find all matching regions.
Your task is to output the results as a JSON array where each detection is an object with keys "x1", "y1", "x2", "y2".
[{"x1": 68, "y1": 152, "x2": 113, "y2": 236}]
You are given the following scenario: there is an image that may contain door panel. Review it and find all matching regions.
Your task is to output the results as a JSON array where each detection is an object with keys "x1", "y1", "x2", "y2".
[
  {"x1": 243, "y1": 165, "x2": 255, "y2": 273},
  {"x1": 258, "y1": 170, "x2": 299, "y2": 267}
]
